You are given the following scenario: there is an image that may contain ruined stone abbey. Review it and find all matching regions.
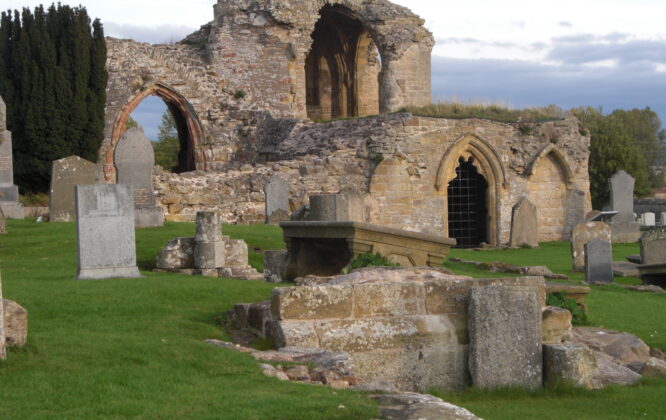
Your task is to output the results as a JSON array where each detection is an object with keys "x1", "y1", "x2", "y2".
[{"x1": 102, "y1": 0, "x2": 592, "y2": 247}]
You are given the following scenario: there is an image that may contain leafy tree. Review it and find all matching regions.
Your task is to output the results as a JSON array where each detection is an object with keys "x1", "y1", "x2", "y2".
[
  {"x1": 573, "y1": 107, "x2": 651, "y2": 209},
  {"x1": 153, "y1": 110, "x2": 180, "y2": 171},
  {"x1": 0, "y1": 4, "x2": 107, "y2": 193},
  {"x1": 124, "y1": 116, "x2": 144, "y2": 132}
]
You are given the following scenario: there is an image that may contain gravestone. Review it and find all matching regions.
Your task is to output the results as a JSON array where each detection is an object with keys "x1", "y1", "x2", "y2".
[
  {"x1": 661, "y1": 212, "x2": 666, "y2": 226},
  {"x1": 0, "y1": 272, "x2": 5, "y2": 360},
  {"x1": 0, "y1": 206, "x2": 5, "y2": 234},
  {"x1": 264, "y1": 175, "x2": 290, "y2": 224},
  {"x1": 571, "y1": 222, "x2": 612, "y2": 271},
  {"x1": 263, "y1": 250, "x2": 289, "y2": 283},
  {"x1": 584, "y1": 239, "x2": 614, "y2": 284},
  {"x1": 75, "y1": 184, "x2": 141, "y2": 280},
  {"x1": 608, "y1": 171, "x2": 641, "y2": 242},
  {"x1": 0, "y1": 96, "x2": 23, "y2": 219},
  {"x1": 468, "y1": 284, "x2": 543, "y2": 390},
  {"x1": 509, "y1": 197, "x2": 539, "y2": 248},
  {"x1": 49, "y1": 156, "x2": 97, "y2": 222},
  {"x1": 194, "y1": 211, "x2": 225, "y2": 271},
  {"x1": 308, "y1": 189, "x2": 365, "y2": 222},
  {"x1": 641, "y1": 212, "x2": 656, "y2": 227},
  {"x1": 114, "y1": 127, "x2": 164, "y2": 228},
  {"x1": 640, "y1": 228, "x2": 666, "y2": 265}
]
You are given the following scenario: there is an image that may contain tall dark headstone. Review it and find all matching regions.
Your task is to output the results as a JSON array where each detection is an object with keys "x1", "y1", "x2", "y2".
[
  {"x1": 75, "y1": 184, "x2": 141, "y2": 280},
  {"x1": 114, "y1": 128, "x2": 164, "y2": 228},
  {"x1": 0, "y1": 96, "x2": 23, "y2": 219},
  {"x1": 609, "y1": 171, "x2": 640, "y2": 243},
  {"x1": 264, "y1": 175, "x2": 290, "y2": 224},
  {"x1": 49, "y1": 156, "x2": 98, "y2": 222},
  {"x1": 584, "y1": 239, "x2": 613, "y2": 284}
]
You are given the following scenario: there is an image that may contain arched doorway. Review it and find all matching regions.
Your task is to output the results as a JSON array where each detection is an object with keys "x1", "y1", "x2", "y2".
[
  {"x1": 447, "y1": 157, "x2": 489, "y2": 248},
  {"x1": 305, "y1": 5, "x2": 380, "y2": 120},
  {"x1": 104, "y1": 83, "x2": 204, "y2": 182}
]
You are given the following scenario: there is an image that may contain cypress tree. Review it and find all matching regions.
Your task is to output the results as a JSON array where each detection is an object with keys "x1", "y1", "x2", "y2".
[{"x1": 0, "y1": 4, "x2": 106, "y2": 193}]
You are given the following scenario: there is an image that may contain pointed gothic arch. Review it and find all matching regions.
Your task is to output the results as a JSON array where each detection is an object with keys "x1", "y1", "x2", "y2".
[
  {"x1": 104, "y1": 83, "x2": 205, "y2": 182},
  {"x1": 436, "y1": 134, "x2": 506, "y2": 246},
  {"x1": 527, "y1": 144, "x2": 574, "y2": 187}
]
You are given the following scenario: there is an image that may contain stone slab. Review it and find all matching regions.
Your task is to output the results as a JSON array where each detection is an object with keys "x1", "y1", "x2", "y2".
[
  {"x1": 641, "y1": 213, "x2": 656, "y2": 227},
  {"x1": 75, "y1": 184, "x2": 141, "y2": 280},
  {"x1": 264, "y1": 175, "x2": 290, "y2": 224},
  {"x1": 0, "y1": 274, "x2": 5, "y2": 360},
  {"x1": 585, "y1": 239, "x2": 614, "y2": 284},
  {"x1": 280, "y1": 221, "x2": 456, "y2": 281},
  {"x1": 134, "y1": 206, "x2": 165, "y2": 228},
  {"x1": 0, "y1": 206, "x2": 5, "y2": 234},
  {"x1": 0, "y1": 201, "x2": 24, "y2": 219},
  {"x1": 0, "y1": 130, "x2": 15, "y2": 186},
  {"x1": 468, "y1": 285, "x2": 542, "y2": 390},
  {"x1": 609, "y1": 171, "x2": 636, "y2": 224},
  {"x1": 0, "y1": 95, "x2": 5, "y2": 130},
  {"x1": 612, "y1": 261, "x2": 640, "y2": 277},
  {"x1": 571, "y1": 222, "x2": 612, "y2": 271},
  {"x1": 115, "y1": 127, "x2": 156, "y2": 207},
  {"x1": 308, "y1": 190, "x2": 365, "y2": 222},
  {"x1": 509, "y1": 197, "x2": 539, "y2": 248},
  {"x1": 640, "y1": 227, "x2": 666, "y2": 265},
  {"x1": 3, "y1": 299, "x2": 27, "y2": 348},
  {"x1": 49, "y1": 156, "x2": 97, "y2": 222}
]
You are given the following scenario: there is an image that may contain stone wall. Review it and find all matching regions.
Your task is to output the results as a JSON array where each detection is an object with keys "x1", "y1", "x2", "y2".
[
  {"x1": 102, "y1": 0, "x2": 433, "y2": 181},
  {"x1": 265, "y1": 268, "x2": 546, "y2": 391},
  {"x1": 154, "y1": 113, "x2": 591, "y2": 245}
]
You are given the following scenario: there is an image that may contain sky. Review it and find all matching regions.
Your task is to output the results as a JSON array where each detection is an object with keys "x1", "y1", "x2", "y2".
[{"x1": 3, "y1": 0, "x2": 665, "y2": 140}]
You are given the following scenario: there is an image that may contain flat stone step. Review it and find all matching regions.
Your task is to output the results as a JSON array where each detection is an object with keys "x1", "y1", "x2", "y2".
[{"x1": 613, "y1": 261, "x2": 640, "y2": 277}]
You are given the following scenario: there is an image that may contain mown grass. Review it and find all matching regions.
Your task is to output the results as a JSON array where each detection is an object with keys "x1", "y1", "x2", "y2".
[
  {"x1": 1, "y1": 220, "x2": 665, "y2": 419},
  {"x1": 0, "y1": 220, "x2": 376, "y2": 419},
  {"x1": 401, "y1": 102, "x2": 565, "y2": 123}
]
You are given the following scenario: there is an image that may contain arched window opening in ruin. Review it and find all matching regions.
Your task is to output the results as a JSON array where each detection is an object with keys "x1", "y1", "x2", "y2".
[
  {"x1": 447, "y1": 157, "x2": 489, "y2": 248},
  {"x1": 107, "y1": 83, "x2": 204, "y2": 182},
  {"x1": 305, "y1": 5, "x2": 381, "y2": 121}
]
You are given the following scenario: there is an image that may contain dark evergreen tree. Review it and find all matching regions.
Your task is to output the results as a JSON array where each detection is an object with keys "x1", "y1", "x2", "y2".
[{"x1": 0, "y1": 4, "x2": 107, "y2": 193}]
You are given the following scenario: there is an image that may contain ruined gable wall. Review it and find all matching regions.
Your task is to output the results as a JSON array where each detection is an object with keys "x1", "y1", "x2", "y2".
[{"x1": 154, "y1": 113, "x2": 592, "y2": 245}]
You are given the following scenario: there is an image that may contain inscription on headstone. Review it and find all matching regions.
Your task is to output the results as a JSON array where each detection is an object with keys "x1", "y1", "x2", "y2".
[
  {"x1": 584, "y1": 239, "x2": 613, "y2": 284},
  {"x1": 49, "y1": 156, "x2": 97, "y2": 222},
  {"x1": 75, "y1": 184, "x2": 141, "y2": 280},
  {"x1": 264, "y1": 175, "x2": 290, "y2": 224}
]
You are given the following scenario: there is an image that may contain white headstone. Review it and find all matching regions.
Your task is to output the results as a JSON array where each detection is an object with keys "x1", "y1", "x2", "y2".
[
  {"x1": 75, "y1": 184, "x2": 141, "y2": 280},
  {"x1": 642, "y1": 212, "x2": 656, "y2": 227}
]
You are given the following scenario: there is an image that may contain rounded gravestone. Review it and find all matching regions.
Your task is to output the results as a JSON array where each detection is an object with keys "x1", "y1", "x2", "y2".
[{"x1": 114, "y1": 127, "x2": 155, "y2": 207}]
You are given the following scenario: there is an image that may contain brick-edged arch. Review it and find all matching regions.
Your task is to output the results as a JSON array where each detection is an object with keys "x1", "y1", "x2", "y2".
[{"x1": 103, "y1": 83, "x2": 206, "y2": 182}]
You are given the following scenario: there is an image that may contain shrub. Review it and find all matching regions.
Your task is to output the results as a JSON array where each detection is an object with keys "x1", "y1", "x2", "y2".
[
  {"x1": 349, "y1": 252, "x2": 398, "y2": 270},
  {"x1": 546, "y1": 292, "x2": 588, "y2": 326}
]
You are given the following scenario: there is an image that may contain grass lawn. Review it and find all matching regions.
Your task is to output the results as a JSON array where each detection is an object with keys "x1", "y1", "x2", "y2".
[
  {"x1": 1, "y1": 220, "x2": 664, "y2": 419},
  {"x1": 0, "y1": 220, "x2": 376, "y2": 419}
]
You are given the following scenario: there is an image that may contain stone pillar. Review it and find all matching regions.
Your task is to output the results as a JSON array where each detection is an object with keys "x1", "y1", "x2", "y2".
[
  {"x1": 0, "y1": 96, "x2": 24, "y2": 219},
  {"x1": 379, "y1": 43, "x2": 432, "y2": 113},
  {"x1": 194, "y1": 211, "x2": 225, "y2": 270}
]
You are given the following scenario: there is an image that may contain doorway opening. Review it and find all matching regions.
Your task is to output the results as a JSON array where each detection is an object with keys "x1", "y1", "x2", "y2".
[{"x1": 447, "y1": 157, "x2": 488, "y2": 248}]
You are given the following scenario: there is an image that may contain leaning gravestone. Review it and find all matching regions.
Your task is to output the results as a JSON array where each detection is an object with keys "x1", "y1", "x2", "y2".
[
  {"x1": 584, "y1": 239, "x2": 614, "y2": 284},
  {"x1": 571, "y1": 222, "x2": 612, "y2": 271},
  {"x1": 49, "y1": 156, "x2": 97, "y2": 222},
  {"x1": 640, "y1": 227, "x2": 666, "y2": 265},
  {"x1": 509, "y1": 197, "x2": 539, "y2": 248},
  {"x1": 608, "y1": 171, "x2": 641, "y2": 243},
  {"x1": 468, "y1": 284, "x2": 543, "y2": 390},
  {"x1": 75, "y1": 184, "x2": 141, "y2": 280},
  {"x1": 115, "y1": 127, "x2": 164, "y2": 228},
  {"x1": 264, "y1": 175, "x2": 290, "y2": 224},
  {"x1": 0, "y1": 96, "x2": 23, "y2": 219}
]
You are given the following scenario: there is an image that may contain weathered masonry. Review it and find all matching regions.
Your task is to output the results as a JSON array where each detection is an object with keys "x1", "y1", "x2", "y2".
[
  {"x1": 102, "y1": 0, "x2": 592, "y2": 247},
  {"x1": 102, "y1": 0, "x2": 433, "y2": 182}
]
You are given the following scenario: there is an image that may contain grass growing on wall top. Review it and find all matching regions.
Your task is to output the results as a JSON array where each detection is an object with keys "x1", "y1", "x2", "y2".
[{"x1": 401, "y1": 102, "x2": 566, "y2": 123}]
